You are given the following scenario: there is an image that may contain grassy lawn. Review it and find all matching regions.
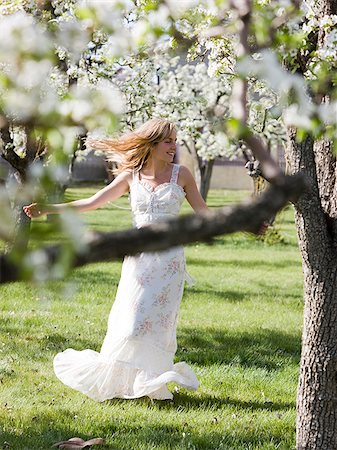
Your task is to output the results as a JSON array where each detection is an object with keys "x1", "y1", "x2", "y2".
[{"x1": 0, "y1": 186, "x2": 303, "y2": 450}]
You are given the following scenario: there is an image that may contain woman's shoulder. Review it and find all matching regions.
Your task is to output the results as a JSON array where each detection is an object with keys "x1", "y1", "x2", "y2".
[
  {"x1": 175, "y1": 164, "x2": 196, "y2": 189},
  {"x1": 114, "y1": 169, "x2": 134, "y2": 186},
  {"x1": 177, "y1": 164, "x2": 193, "y2": 178}
]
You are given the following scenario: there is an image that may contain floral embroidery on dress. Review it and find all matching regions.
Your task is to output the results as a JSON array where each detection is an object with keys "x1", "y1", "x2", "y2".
[
  {"x1": 162, "y1": 257, "x2": 182, "y2": 280},
  {"x1": 137, "y1": 271, "x2": 154, "y2": 287},
  {"x1": 130, "y1": 299, "x2": 145, "y2": 314},
  {"x1": 135, "y1": 317, "x2": 153, "y2": 336},
  {"x1": 157, "y1": 312, "x2": 174, "y2": 330},
  {"x1": 153, "y1": 285, "x2": 170, "y2": 308}
]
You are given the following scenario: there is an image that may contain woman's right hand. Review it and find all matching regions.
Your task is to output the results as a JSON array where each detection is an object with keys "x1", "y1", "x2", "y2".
[{"x1": 23, "y1": 203, "x2": 46, "y2": 219}]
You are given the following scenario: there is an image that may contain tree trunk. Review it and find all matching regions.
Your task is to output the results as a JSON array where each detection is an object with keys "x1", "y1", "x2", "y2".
[
  {"x1": 286, "y1": 127, "x2": 337, "y2": 449},
  {"x1": 182, "y1": 139, "x2": 202, "y2": 193},
  {"x1": 5, "y1": 172, "x2": 32, "y2": 254},
  {"x1": 191, "y1": 150, "x2": 201, "y2": 191},
  {"x1": 7, "y1": 199, "x2": 31, "y2": 254},
  {"x1": 285, "y1": 0, "x2": 337, "y2": 445},
  {"x1": 198, "y1": 157, "x2": 214, "y2": 200},
  {"x1": 1, "y1": 126, "x2": 33, "y2": 254}
]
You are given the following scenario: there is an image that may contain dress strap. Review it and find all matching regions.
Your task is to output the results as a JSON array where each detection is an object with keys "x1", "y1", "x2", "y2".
[{"x1": 170, "y1": 164, "x2": 180, "y2": 184}]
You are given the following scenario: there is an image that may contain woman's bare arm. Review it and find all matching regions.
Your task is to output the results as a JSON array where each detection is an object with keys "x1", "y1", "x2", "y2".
[
  {"x1": 23, "y1": 171, "x2": 132, "y2": 218},
  {"x1": 179, "y1": 165, "x2": 209, "y2": 214}
]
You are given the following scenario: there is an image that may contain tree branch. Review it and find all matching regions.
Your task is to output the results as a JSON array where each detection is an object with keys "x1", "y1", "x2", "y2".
[
  {"x1": 230, "y1": 0, "x2": 284, "y2": 184},
  {"x1": 0, "y1": 173, "x2": 306, "y2": 284}
]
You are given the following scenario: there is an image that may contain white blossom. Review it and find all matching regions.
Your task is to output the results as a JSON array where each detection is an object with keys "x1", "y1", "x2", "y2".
[
  {"x1": 59, "y1": 209, "x2": 88, "y2": 252},
  {"x1": 318, "y1": 102, "x2": 337, "y2": 126},
  {"x1": 56, "y1": 19, "x2": 91, "y2": 63},
  {"x1": 283, "y1": 104, "x2": 312, "y2": 129},
  {"x1": 3, "y1": 90, "x2": 41, "y2": 122},
  {"x1": 14, "y1": 60, "x2": 53, "y2": 90},
  {"x1": 317, "y1": 29, "x2": 337, "y2": 63},
  {"x1": 0, "y1": 12, "x2": 51, "y2": 62},
  {"x1": 238, "y1": 50, "x2": 311, "y2": 111},
  {"x1": 147, "y1": 5, "x2": 171, "y2": 29},
  {"x1": 166, "y1": 0, "x2": 200, "y2": 17},
  {"x1": 58, "y1": 80, "x2": 124, "y2": 129}
]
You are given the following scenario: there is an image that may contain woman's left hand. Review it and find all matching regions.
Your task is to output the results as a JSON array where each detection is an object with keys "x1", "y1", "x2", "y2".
[{"x1": 23, "y1": 203, "x2": 46, "y2": 218}]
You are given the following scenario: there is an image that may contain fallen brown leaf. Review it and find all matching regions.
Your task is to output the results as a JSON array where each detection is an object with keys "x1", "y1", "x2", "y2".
[{"x1": 52, "y1": 437, "x2": 105, "y2": 449}]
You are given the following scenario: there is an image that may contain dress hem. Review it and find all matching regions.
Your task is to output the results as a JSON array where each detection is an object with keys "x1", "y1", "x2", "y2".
[{"x1": 53, "y1": 349, "x2": 199, "y2": 402}]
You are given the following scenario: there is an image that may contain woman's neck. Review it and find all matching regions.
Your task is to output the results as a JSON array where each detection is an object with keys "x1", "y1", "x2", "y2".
[{"x1": 142, "y1": 159, "x2": 171, "y2": 178}]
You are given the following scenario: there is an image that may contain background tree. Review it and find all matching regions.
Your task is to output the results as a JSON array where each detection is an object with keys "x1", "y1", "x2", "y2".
[
  {"x1": 282, "y1": 2, "x2": 337, "y2": 448},
  {"x1": 0, "y1": 0, "x2": 125, "y2": 254},
  {"x1": 224, "y1": 0, "x2": 337, "y2": 447},
  {"x1": 93, "y1": 14, "x2": 285, "y2": 200},
  {"x1": 112, "y1": 56, "x2": 234, "y2": 199}
]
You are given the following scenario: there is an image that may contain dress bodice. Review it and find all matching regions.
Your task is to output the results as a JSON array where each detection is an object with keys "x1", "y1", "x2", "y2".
[{"x1": 130, "y1": 164, "x2": 186, "y2": 228}]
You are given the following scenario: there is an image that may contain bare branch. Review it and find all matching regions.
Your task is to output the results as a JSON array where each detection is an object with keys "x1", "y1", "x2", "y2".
[
  {"x1": 245, "y1": 134, "x2": 282, "y2": 181},
  {"x1": 182, "y1": 139, "x2": 193, "y2": 154},
  {"x1": 230, "y1": 0, "x2": 283, "y2": 184}
]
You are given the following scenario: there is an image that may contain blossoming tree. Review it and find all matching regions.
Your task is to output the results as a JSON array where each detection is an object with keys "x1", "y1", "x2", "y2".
[
  {"x1": 112, "y1": 55, "x2": 235, "y2": 199},
  {"x1": 1, "y1": 1, "x2": 337, "y2": 448}
]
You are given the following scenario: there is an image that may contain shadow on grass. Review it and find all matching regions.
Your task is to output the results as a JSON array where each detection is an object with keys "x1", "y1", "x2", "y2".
[
  {"x1": 177, "y1": 327, "x2": 301, "y2": 371},
  {"x1": 186, "y1": 287, "x2": 247, "y2": 303},
  {"x1": 1, "y1": 329, "x2": 297, "y2": 449},
  {"x1": 185, "y1": 286, "x2": 303, "y2": 303},
  {"x1": 146, "y1": 392, "x2": 295, "y2": 413},
  {"x1": 0, "y1": 410, "x2": 116, "y2": 450},
  {"x1": 0, "y1": 402, "x2": 294, "y2": 450},
  {"x1": 187, "y1": 257, "x2": 300, "y2": 269},
  {"x1": 1, "y1": 321, "x2": 300, "y2": 378},
  {"x1": 39, "y1": 332, "x2": 101, "y2": 353},
  {"x1": 0, "y1": 324, "x2": 100, "y2": 363}
]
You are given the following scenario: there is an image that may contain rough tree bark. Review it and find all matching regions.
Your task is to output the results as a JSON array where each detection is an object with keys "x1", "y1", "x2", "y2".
[
  {"x1": 283, "y1": 0, "x2": 337, "y2": 447},
  {"x1": 285, "y1": 129, "x2": 337, "y2": 449}
]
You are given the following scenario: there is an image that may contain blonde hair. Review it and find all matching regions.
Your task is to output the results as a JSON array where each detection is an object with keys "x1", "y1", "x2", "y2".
[{"x1": 87, "y1": 118, "x2": 176, "y2": 174}]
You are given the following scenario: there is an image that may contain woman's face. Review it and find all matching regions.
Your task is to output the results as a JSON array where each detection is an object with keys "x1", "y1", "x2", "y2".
[{"x1": 153, "y1": 130, "x2": 177, "y2": 163}]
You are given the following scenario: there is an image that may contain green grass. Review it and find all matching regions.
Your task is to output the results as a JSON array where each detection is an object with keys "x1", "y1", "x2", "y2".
[{"x1": 0, "y1": 186, "x2": 303, "y2": 449}]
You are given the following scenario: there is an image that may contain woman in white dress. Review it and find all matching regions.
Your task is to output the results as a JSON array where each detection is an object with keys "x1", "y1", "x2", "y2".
[{"x1": 23, "y1": 118, "x2": 209, "y2": 401}]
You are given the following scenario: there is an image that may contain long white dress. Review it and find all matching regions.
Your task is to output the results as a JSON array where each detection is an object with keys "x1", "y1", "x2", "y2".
[{"x1": 53, "y1": 164, "x2": 199, "y2": 401}]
